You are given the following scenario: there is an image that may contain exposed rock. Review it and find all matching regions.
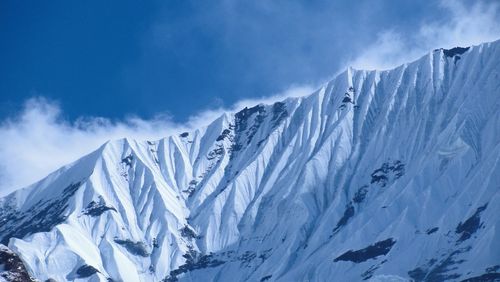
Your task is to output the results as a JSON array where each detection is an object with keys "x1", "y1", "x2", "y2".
[
  {"x1": 260, "y1": 275, "x2": 273, "y2": 281},
  {"x1": 353, "y1": 185, "x2": 369, "y2": 204},
  {"x1": 460, "y1": 272, "x2": 500, "y2": 281},
  {"x1": 75, "y1": 264, "x2": 99, "y2": 278},
  {"x1": 442, "y1": 47, "x2": 470, "y2": 57},
  {"x1": 334, "y1": 238, "x2": 396, "y2": 263},
  {"x1": 0, "y1": 244, "x2": 34, "y2": 282},
  {"x1": 426, "y1": 227, "x2": 439, "y2": 235},
  {"x1": 332, "y1": 202, "x2": 355, "y2": 234},
  {"x1": 456, "y1": 204, "x2": 488, "y2": 243},
  {"x1": 408, "y1": 246, "x2": 471, "y2": 281},
  {"x1": 114, "y1": 238, "x2": 150, "y2": 257},
  {"x1": 370, "y1": 161, "x2": 405, "y2": 187},
  {"x1": 82, "y1": 196, "x2": 117, "y2": 217}
]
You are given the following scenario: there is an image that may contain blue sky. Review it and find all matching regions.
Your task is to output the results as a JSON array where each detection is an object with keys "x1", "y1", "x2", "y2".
[
  {"x1": 0, "y1": 0, "x2": 482, "y2": 122},
  {"x1": 0, "y1": 0, "x2": 499, "y2": 194}
]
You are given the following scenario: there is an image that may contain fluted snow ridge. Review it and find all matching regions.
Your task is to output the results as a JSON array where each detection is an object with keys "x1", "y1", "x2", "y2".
[{"x1": 1, "y1": 40, "x2": 499, "y2": 281}]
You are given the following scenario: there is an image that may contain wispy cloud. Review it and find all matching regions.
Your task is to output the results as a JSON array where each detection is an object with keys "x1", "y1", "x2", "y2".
[
  {"x1": 350, "y1": 0, "x2": 500, "y2": 70},
  {"x1": 0, "y1": 97, "x2": 186, "y2": 196},
  {"x1": 0, "y1": 86, "x2": 314, "y2": 196}
]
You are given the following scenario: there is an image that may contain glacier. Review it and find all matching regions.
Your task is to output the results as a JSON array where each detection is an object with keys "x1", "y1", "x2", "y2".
[{"x1": 1, "y1": 40, "x2": 500, "y2": 282}]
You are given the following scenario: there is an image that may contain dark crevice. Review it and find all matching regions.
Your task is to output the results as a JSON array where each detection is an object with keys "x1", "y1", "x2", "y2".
[
  {"x1": 334, "y1": 238, "x2": 396, "y2": 263},
  {"x1": 456, "y1": 204, "x2": 488, "y2": 243},
  {"x1": 332, "y1": 202, "x2": 355, "y2": 235}
]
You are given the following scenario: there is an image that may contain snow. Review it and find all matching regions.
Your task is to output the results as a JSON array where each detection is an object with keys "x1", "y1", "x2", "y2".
[{"x1": 0, "y1": 39, "x2": 499, "y2": 281}]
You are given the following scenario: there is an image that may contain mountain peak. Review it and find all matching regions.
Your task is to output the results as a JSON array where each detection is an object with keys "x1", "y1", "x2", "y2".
[{"x1": 1, "y1": 41, "x2": 499, "y2": 281}]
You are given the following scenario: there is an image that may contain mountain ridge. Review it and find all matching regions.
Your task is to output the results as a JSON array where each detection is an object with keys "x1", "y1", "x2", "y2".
[{"x1": 1, "y1": 39, "x2": 500, "y2": 281}]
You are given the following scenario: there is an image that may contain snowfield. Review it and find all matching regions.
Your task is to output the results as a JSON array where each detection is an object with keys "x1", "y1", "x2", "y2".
[{"x1": 1, "y1": 40, "x2": 500, "y2": 281}]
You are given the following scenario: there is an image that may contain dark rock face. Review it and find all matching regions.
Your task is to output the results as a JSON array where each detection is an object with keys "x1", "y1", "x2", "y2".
[
  {"x1": 229, "y1": 103, "x2": 287, "y2": 158},
  {"x1": 163, "y1": 248, "x2": 274, "y2": 282},
  {"x1": 216, "y1": 129, "x2": 232, "y2": 142},
  {"x1": 370, "y1": 161, "x2": 405, "y2": 187},
  {"x1": 342, "y1": 96, "x2": 353, "y2": 103},
  {"x1": 82, "y1": 196, "x2": 117, "y2": 217},
  {"x1": 113, "y1": 238, "x2": 150, "y2": 257},
  {"x1": 408, "y1": 266, "x2": 428, "y2": 282},
  {"x1": 353, "y1": 186, "x2": 368, "y2": 203},
  {"x1": 260, "y1": 275, "x2": 273, "y2": 281},
  {"x1": 182, "y1": 180, "x2": 198, "y2": 197},
  {"x1": 0, "y1": 181, "x2": 83, "y2": 245},
  {"x1": 339, "y1": 88, "x2": 356, "y2": 110},
  {"x1": 334, "y1": 238, "x2": 396, "y2": 263},
  {"x1": 0, "y1": 244, "x2": 34, "y2": 282},
  {"x1": 232, "y1": 105, "x2": 267, "y2": 153},
  {"x1": 75, "y1": 264, "x2": 99, "y2": 278},
  {"x1": 460, "y1": 273, "x2": 500, "y2": 282},
  {"x1": 426, "y1": 227, "x2": 439, "y2": 235},
  {"x1": 271, "y1": 102, "x2": 288, "y2": 128},
  {"x1": 333, "y1": 202, "x2": 355, "y2": 234},
  {"x1": 163, "y1": 250, "x2": 225, "y2": 282},
  {"x1": 180, "y1": 225, "x2": 199, "y2": 240},
  {"x1": 456, "y1": 204, "x2": 488, "y2": 243},
  {"x1": 407, "y1": 204, "x2": 490, "y2": 281},
  {"x1": 442, "y1": 47, "x2": 470, "y2": 57},
  {"x1": 331, "y1": 162, "x2": 407, "y2": 237},
  {"x1": 239, "y1": 250, "x2": 257, "y2": 267},
  {"x1": 234, "y1": 105, "x2": 266, "y2": 134},
  {"x1": 207, "y1": 145, "x2": 225, "y2": 160},
  {"x1": 121, "y1": 154, "x2": 134, "y2": 166},
  {"x1": 361, "y1": 259, "x2": 387, "y2": 280},
  {"x1": 437, "y1": 47, "x2": 470, "y2": 66},
  {"x1": 408, "y1": 246, "x2": 471, "y2": 282}
]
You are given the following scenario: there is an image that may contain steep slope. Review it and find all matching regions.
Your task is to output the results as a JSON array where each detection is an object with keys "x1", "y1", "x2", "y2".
[{"x1": 1, "y1": 40, "x2": 499, "y2": 282}]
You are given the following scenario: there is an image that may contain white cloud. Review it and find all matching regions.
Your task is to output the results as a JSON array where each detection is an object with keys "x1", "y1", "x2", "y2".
[
  {"x1": 0, "y1": 97, "x2": 188, "y2": 196},
  {"x1": 349, "y1": 31, "x2": 424, "y2": 70},
  {"x1": 350, "y1": 0, "x2": 500, "y2": 70},
  {"x1": 0, "y1": 86, "x2": 315, "y2": 196}
]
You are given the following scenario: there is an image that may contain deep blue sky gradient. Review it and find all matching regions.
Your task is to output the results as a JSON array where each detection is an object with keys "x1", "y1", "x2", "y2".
[{"x1": 0, "y1": 0, "x2": 472, "y2": 122}]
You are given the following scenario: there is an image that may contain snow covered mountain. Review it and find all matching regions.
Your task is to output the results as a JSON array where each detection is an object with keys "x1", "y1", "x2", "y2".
[{"x1": 1, "y1": 40, "x2": 500, "y2": 282}]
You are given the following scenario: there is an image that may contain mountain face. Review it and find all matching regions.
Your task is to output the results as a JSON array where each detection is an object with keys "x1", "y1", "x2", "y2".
[{"x1": 1, "y1": 40, "x2": 500, "y2": 282}]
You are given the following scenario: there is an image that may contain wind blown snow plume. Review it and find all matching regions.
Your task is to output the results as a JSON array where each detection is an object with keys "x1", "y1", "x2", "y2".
[{"x1": 350, "y1": 0, "x2": 500, "y2": 70}]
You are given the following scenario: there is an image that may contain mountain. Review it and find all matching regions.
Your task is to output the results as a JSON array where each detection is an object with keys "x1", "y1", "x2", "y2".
[{"x1": 1, "y1": 40, "x2": 500, "y2": 282}]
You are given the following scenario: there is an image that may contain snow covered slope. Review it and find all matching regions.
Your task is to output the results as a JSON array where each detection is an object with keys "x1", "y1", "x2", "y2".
[{"x1": 1, "y1": 40, "x2": 500, "y2": 282}]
